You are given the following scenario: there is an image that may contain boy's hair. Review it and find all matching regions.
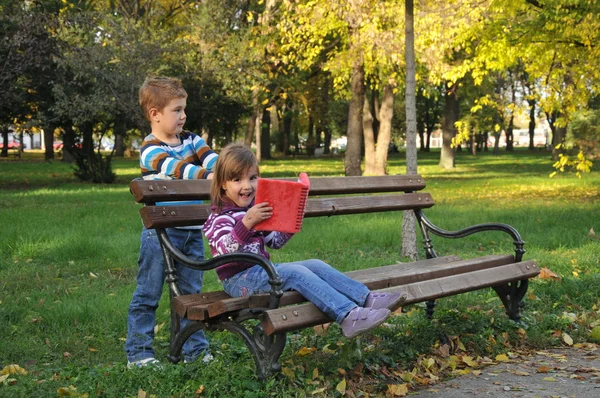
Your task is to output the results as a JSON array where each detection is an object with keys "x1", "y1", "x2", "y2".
[
  {"x1": 211, "y1": 143, "x2": 259, "y2": 211},
  {"x1": 139, "y1": 76, "x2": 188, "y2": 122}
]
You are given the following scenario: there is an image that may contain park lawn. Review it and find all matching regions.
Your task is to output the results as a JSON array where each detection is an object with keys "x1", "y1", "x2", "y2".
[{"x1": 0, "y1": 149, "x2": 599, "y2": 397}]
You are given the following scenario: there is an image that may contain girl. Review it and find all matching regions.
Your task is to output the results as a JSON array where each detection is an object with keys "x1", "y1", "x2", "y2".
[{"x1": 202, "y1": 143, "x2": 405, "y2": 338}]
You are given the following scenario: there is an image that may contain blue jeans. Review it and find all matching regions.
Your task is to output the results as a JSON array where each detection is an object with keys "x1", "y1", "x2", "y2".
[
  {"x1": 222, "y1": 259, "x2": 370, "y2": 323},
  {"x1": 125, "y1": 228, "x2": 209, "y2": 363}
]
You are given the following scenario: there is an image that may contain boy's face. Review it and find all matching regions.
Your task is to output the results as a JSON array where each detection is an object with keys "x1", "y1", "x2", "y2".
[{"x1": 151, "y1": 97, "x2": 187, "y2": 137}]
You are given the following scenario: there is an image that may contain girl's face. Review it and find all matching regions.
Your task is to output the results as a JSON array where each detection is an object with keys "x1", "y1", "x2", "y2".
[{"x1": 222, "y1": 165, "x2": 259, "y2": 208}]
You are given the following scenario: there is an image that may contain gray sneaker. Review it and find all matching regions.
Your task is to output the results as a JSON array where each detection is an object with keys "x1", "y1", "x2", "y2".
[
  {"x1": 127, "y1": 357, "x2": 162, "y2": 369},
  {"x1": 364, "y1": 291, "x2": 407, "y2": 311},
  {"x1": 340, "y1": 307, "x2": 391, "y2": 339}
]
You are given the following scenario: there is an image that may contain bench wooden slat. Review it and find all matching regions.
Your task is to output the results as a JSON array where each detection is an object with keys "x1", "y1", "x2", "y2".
[
  {"x1": 260, "y1": 260, "x2": 539, "y2": 335},
  {"x1": 180, "y1": 254, "x2": 514, "y2": 321},
  {"x1": 131, "y1": 175, "x2": 426, "y2": 204},
  {"x1": 248, "y1": 254, "x2": 513, "y2": 308},
  {"x1": 172, "y1": 291, "x2": 232, "y2": 319},
  {"x1": 140, "y1": 192, "x2": 434, "y2": 229}
]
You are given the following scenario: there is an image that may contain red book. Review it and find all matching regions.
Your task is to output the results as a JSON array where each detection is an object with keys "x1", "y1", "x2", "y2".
[{"x1": 254, "y1": 173, "x2": 310, "y2": 233}]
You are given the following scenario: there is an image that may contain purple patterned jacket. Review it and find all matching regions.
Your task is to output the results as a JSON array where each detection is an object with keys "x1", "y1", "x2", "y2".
[{"x1": 202, "y1": 201, "x2": 293, "y2": 280}]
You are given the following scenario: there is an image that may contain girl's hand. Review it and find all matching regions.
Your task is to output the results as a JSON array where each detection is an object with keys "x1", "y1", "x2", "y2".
[{"x1": 242, "y1": 202, "x2": 273, "y2": 229}]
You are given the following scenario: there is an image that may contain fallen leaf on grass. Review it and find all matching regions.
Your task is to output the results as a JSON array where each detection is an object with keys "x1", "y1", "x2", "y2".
[
  {"x1": 0, "y1": 374, "x2": 9, "y2": 384},
  {"x1": 313, "y1": 323, "x2": 331, "y2": 336},
  {"x1": 311, "y1": 387, "x2": 327, "y2": 395},
  {"x1": 563, "y1": 333, "x2": 574, "y2": 346},
  {"x1": 495, "y1": 354, "x2": 510, "y2": 362},
  {"x1": 542, "y1": 377, "x2": 557, "y2": 382},
  {"x1": 1, "y1": 364, "x2": 27, "y2": 375},
  {"x1": 387, "y1": 384, "x2": 408, "y2": 396},
  {"x1": 539, "y1": 267, "x2": 561, "y2": 281},
  {"x1": 295, "y1": 347, "x2": 316, "y2": 356},
  {"x1": 335, "y1": 378, "x2": 346, "y2": 395},
  {"x1": 194, "y1": 385, "x2": 205, "y2": 396}
]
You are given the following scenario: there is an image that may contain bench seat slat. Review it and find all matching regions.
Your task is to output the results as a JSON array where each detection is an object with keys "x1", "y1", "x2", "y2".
[
  {"x1": 131, "y1": 175, "x2": 426, "y2": 204},
  {"x1": 177, "y1": 254, "x2": 515, "y2": 321},
  {"x1": 260, "y1": 260, "x2": 539, "y2": 335},
  {"x1": 140, "y1": 192, "x2": 434, "y2": 229},
  {"x1": 248, "y1": 254, "x2": 513, "y2": 308}
]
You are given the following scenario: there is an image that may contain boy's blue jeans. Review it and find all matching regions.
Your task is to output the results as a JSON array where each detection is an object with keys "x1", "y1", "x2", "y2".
[
  {"x1": 125, "y1": 228, "x2": 209, "y2": 363},
  {"x1": 222, "y1": 259, "x2": 370, "y2": 323}
]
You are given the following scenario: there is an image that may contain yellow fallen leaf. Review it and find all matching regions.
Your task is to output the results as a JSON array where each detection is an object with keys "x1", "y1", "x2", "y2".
[
  {"x1": 311, "y1": 387, "x2": 326, "y2": 395},
  {"x1": 295, "y1": 347, "x2": 316, "y2": 356},
  {"x1": 57, "y1": 385, "x2": 79, "y2": 396},
  {"x1": 562, "y1": 333, "x2": 573, "y2": 346},
  {"x1": 312, "y1": 367, "x2": 319, "y2": 380},
  {"x1": 195, "y1": 385, "x2": 204, "y2": 395},
  {"x1": 462, "y1": 356, "x2": 478, "y2": 367},
  {"x1": 0, "y1": 374, "x2": 9, "y2": 383},
  {"x1": 138, "y1": 388, "x2": 147, "y2": 398},
  {"x1": 387, "y1": 383, "x2": 408, "y2": 396},
  {"x1": 542, "y1": 377, "x2": 557, "y2": 382},
  {"x1": 514, "y1": 370, "x2": 530, "y2": 376},
  {"x1": 335, "y1": 378, "x2": 346, "y2": 395},
  {"x1": 1, "y1": 364, "x2": 27, "y2": 375},
  {"x1": 495, "y1": 354, "x2": 509, "y2": 362}
]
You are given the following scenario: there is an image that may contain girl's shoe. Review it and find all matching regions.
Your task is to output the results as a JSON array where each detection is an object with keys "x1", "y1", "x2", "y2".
[
  {"x1": 364, "y1": 291, "x2": 407, "y2": 311},
  {"x1": 340, "y1": 307, "x2": 391, "y2": 339}
]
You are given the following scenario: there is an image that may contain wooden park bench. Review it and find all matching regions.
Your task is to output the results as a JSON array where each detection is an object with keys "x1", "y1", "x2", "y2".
[{"x1": 129, "y1": 174, "x2": 539, "y2": 379}]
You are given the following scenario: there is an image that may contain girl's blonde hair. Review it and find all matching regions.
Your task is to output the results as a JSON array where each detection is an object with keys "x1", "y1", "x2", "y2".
[{"x1": 211, "y1": 143, "x2": 259, "y2": 210}]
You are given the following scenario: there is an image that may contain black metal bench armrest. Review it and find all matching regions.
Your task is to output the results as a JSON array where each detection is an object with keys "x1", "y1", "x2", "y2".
[
  {"x1": 156, "y1": 229, "x2": 283, "y2": 309},
  {"x1": 415, "y1": 210, "x2": 525, "y2": 262}
]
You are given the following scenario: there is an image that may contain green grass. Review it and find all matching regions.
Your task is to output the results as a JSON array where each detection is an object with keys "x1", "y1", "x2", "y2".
[{"x1": 1, "y1": 149, "x2": 599, "y2": 397}]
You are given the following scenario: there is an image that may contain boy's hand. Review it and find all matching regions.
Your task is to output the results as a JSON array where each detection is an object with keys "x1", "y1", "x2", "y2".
[{"x1": 243, "y1": 202, "x2": 273, "y2": 229}]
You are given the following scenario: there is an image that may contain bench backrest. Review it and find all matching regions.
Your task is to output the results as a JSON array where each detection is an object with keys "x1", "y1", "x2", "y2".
[{"x1": 130, "y1": 174, "x2": 434, "y2": 229}]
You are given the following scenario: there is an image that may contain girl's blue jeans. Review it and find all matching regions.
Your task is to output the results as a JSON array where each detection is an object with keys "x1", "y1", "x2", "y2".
[
  {"x1": 222, "y1": 259, "x2": 370, "y2": 323},
  {"x1": 125, "y1": 228, "x2": 209, "y2": 363}
]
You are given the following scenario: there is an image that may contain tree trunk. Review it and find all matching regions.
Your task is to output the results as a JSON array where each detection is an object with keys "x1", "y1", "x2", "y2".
[
  {"x1": 260, "y1": 107, "x2": 271, "y2": 160},
  {"x1": 245, "y1": 87, "x2": 260, "y2": 147},
  {"x1": 439, "y1": 84, "x2": 458, "y2": 169},
  {"x1": 283, "y1": 101, "x2": 292, "y2": 155},
  {"x1": 528, "y1": 98, "x2": 536, "y2": 151},
  {"x1": 374, "y1": 84, "x2": 394, "y2": 175},
  {"x1": 0, "y1": 124, "x2": 8, "y2": 158},
  {"x1": 323, "y1": 127, "x2": 331, "y2": 155},
  {"x1": 62, "y1": 125, "x2": 75, "y2": 163},
  {"x1": 344, "y1": 59, "x2": 365, "y2": 176},
  {"x1": 362, "y1": 95, "x2": 376, "y2": 175},
  {"x1": 402, "y1": 0, "x2": 418, "y2": 261},
  {"x1": 44, "y1": 122, "x2": 56, "y2": 160},
  {"x1": 552, "y1": 125, "x2": 567, "y2": 160},
  {"x1": 307, "y1": 115, "x2": 315, "y2": 156},
  {"x1": 505, "y1": 114, "x2": 514, "y2": 151},
  {"x1": 114, "y1": 115, "x2": 126, "y2": 157}
]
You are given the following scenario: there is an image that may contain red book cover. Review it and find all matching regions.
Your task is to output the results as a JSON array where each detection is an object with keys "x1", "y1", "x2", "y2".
[{"x1": 254, "y1": 173, "x2": 310, "y2": 233}]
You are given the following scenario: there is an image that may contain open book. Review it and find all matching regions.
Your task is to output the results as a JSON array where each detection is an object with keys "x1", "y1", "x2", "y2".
[{"x1": 254, "y1": 173, "x2": 310, "y2": 233}]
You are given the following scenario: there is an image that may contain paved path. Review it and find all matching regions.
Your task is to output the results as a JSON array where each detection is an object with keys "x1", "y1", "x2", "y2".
[{"x1": 412, "y1": 344, "x2": 600, "y2": 397}]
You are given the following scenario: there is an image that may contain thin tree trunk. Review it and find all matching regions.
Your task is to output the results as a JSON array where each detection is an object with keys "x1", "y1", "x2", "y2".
[
  {"x1": 362, "y1": 95, "x2": 376, "y2": 175},
  {"x1": 439, "y1": 84, "x2": 458, "y2": 169},
  {"x1": 245, "y1": 87, "x2": 260, "y2": 147},
  {"x1": 528, "y1": 98, "x2": 536, "y2": 151},
  {"x1": 344, "y1": 59, "x2": 365, "y2": 176},
  {"x1": 260, "y1": 107, "x2": 271, "y2": 160},
  {"x1": 283, "y1": 101, "x2": 292, "y2": 155},
  {"x1": 374, "y1": 84, "x2": 393, "y2": 175},
  {"x1": 402, "y1": 0, "x2": 418, "y2": 261},
  {"x1": 0, "y1": 124, "x2": 8, "y2": 158}
]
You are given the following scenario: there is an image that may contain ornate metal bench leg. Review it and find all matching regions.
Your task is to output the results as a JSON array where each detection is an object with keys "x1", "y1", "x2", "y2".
[
  {"x1": 168, "y1": 318, "x2": 206, "y2": 364},
  {"x1": 493, "y1": 279, "x2": 529, "y2": 322},
  {"x1": 425, "y1": 300, "x2": 436, "y2": 319},
  {"x1": 220, "y1": 321, "x2": 286, "y2": 380}
]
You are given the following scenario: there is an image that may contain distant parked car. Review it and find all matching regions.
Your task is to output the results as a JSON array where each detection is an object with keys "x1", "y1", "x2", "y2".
[{"x1": 1, "y1": 140, "x2": 20, "y2": 149}]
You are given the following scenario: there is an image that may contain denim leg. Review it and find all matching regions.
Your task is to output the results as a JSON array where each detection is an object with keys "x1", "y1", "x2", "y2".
[
  {"x1": 286, "y1": 259, "x2": 370, "y2": 306},
  {"x1": 125, "y1": 228, "x2": 165, "y2": 362},
  {"x1": 222, "y1": 262, "x2": 359, "y2": 323},
  {"x1": 173, "y1": 229, "x2": 210, "y2": 362}
]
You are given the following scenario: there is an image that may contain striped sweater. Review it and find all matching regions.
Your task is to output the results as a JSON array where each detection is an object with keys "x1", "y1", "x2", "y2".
[
  {"x1": 140, "y1": 131, "x2": 217, "y2": 179},
  {"x1": 202, "y1": 202, "x2": 294, "y2": 280}
]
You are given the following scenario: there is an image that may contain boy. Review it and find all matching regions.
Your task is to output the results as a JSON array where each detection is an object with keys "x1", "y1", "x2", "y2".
[{"x1": 125, "y1": 76, "x2": 217, "y2": 368}]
